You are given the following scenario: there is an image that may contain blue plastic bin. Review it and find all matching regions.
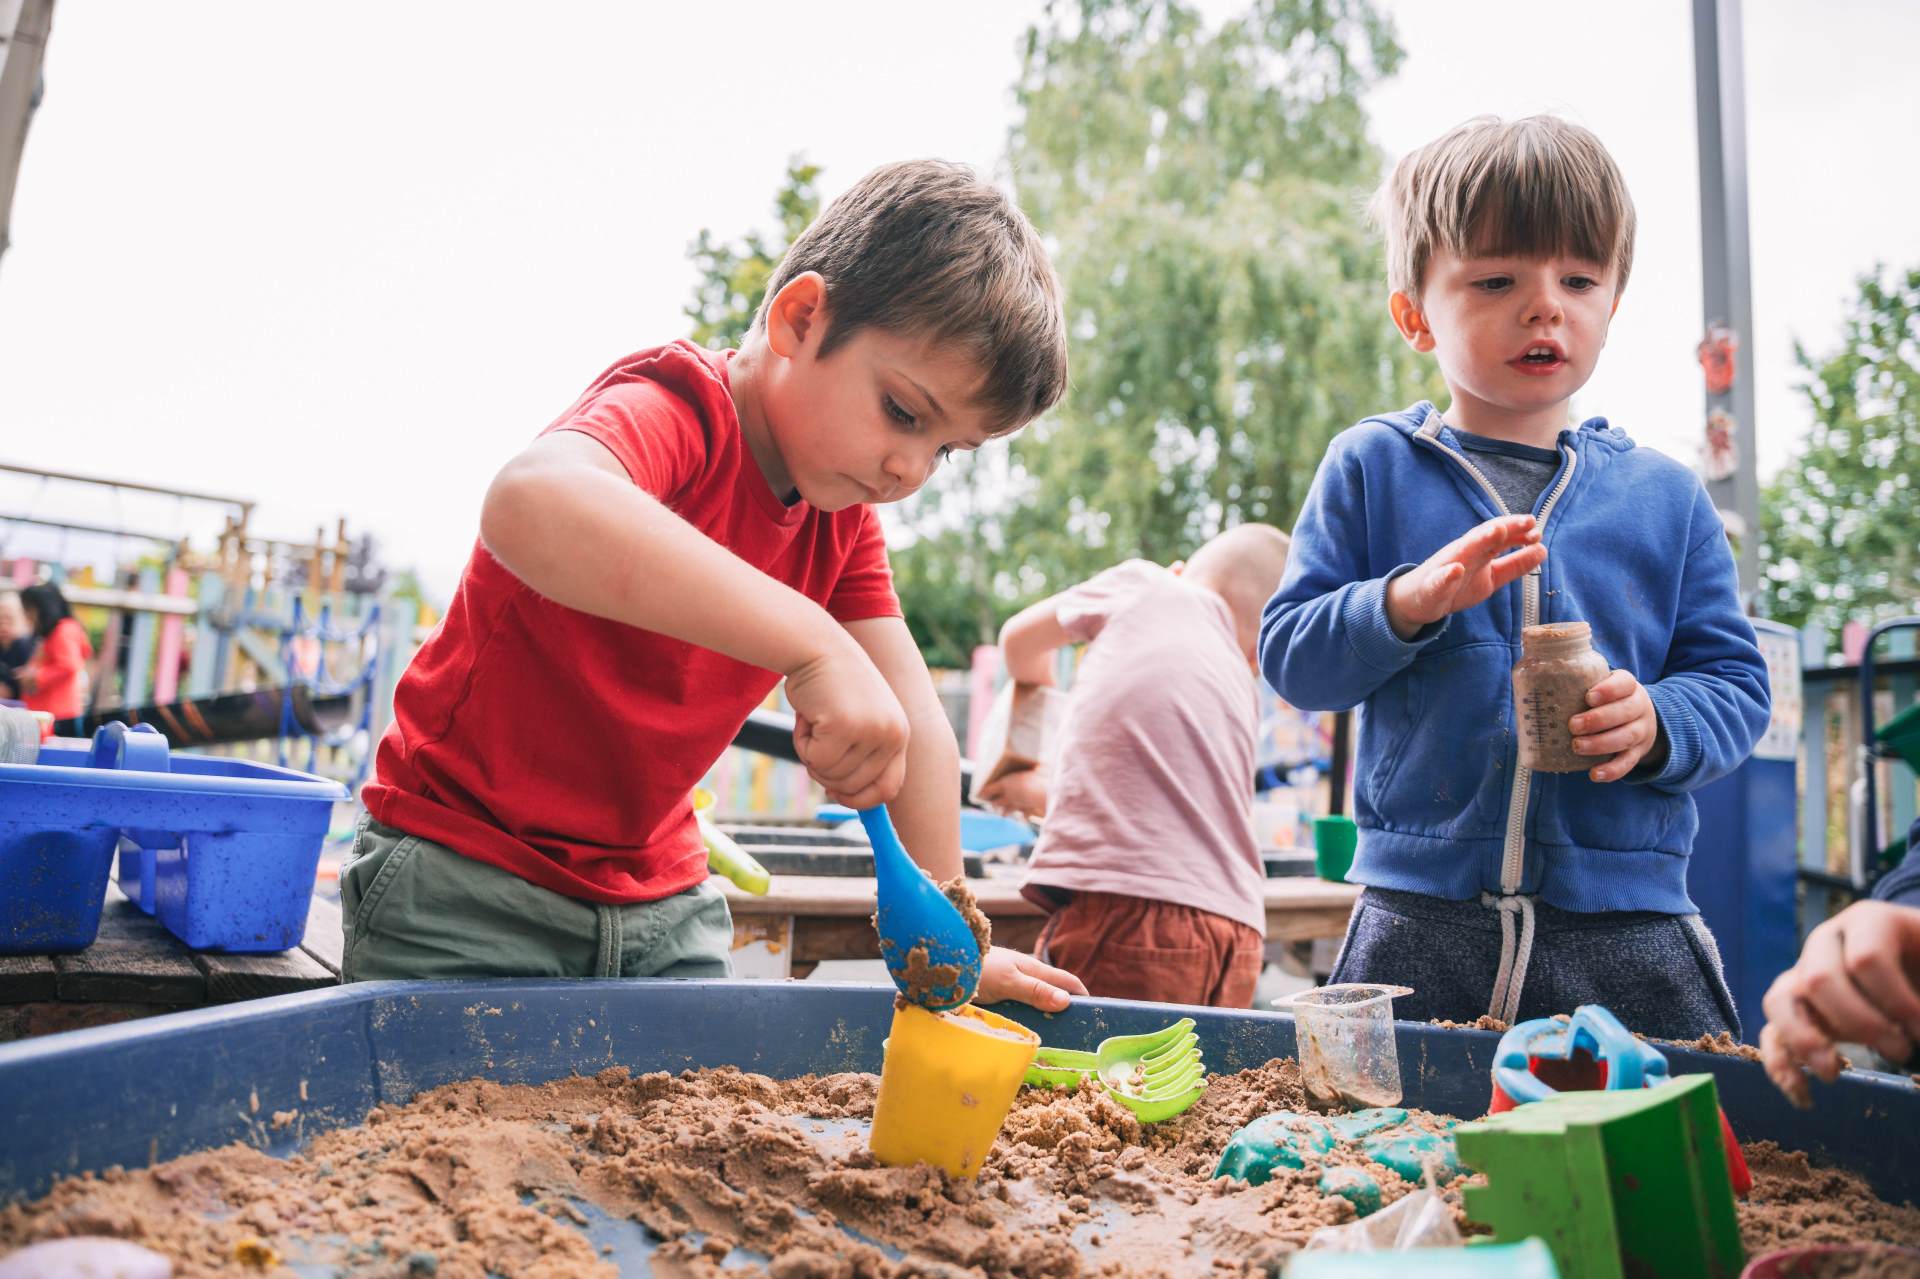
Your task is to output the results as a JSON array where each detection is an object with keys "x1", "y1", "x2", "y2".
[{"x1": 0, "y1": 725, "x2": 348, "y2": 954}]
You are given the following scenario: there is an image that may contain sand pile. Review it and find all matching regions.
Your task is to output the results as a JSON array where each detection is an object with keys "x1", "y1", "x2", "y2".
[{"x1": 4, "y1": 1057, "x2": 1916, "y2": 1277}]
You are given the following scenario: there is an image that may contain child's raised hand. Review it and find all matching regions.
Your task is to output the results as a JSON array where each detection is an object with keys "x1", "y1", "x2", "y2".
[
  {"x1": 975, "y1": 945, "x2": 1088, "y2": 1011},
  {"x1": 1571, "y1": 669, "x2": 1660, "y2": 783},
  {"x1": 1759, "y1": 901, "x2": 1920, "y2": 1107},
  {"x1": 1385, "y1": 515, "x2": 1545, "y2": 640},
  {"x1": 784, "y1": 638, "x2": 911, "y2": 810}
]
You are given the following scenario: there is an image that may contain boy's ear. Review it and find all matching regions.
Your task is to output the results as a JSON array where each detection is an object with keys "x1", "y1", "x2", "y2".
[
  {"x1": 765, "y1": 271, "x2": 829, "y2": 359},
  {"x1": 1389, "y1": 291, "x2": 1434, "y2": 352}
]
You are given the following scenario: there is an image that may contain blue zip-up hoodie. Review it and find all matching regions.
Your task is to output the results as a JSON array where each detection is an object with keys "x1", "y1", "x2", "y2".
[{"x1": 1259, "y1": 402, "x2": 1771, "y2": 914}]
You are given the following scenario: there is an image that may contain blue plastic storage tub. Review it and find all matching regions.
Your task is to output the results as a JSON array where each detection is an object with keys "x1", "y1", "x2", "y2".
[{"x1": 0, "y1": 724, "x2": 347, "y2": 954}]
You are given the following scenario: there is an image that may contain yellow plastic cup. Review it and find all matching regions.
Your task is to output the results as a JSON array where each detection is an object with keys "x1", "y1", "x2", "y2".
[{"x1": 869, "y1": 1002, "x2": 1039, "y2": 1178}]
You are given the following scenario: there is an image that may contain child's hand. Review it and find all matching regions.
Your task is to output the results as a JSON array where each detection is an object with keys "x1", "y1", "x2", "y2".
[
  {"x1": 977, "y1": 767, "x2": 1049, "y2": 821},
  {"x1": 1571, "y1": 669, "x2": 1659, "y2": 783},
  {"x1": 783, "y1": 638, "x2": 911, "y2": 810},
  {"x1": 1385, "y1": 515, "x2": 1545, "y2": 640},
  {"x1": 975, "y1": 945, "x2": 1088, "y2": 1011},
  {"x1": 1759, "y1": 901, "x2": 1920, "y2": 1107}
]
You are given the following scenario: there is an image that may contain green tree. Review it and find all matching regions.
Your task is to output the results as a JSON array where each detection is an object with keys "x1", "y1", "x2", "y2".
[
  {"x1": 1760, "y1": 267, "x2": 1920, "y2": 637},
  {"x1": 886, "y1": 0, "x2": 1431, "y2": 665},
  {"x1": 684, "y1": 158, "x2": 821, "y2": 350},
  {"x1": 683, "y1": 0, "x2": 1429, "y2": 668},
  {"x1": 995, "y1": 0, "x2": 1436, "y2": 588}
]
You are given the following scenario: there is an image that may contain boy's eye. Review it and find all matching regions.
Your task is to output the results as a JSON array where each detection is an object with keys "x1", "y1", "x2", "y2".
[
  {"x1": 1564, "y1": 276, "x2": 1598, "y2": 291},
  {"x1": 883, "y1": 396, "x2": 917, "y2": 428},
  {"x1": 1473, "y1": 276, "x2": 1512, "y2": 292}
]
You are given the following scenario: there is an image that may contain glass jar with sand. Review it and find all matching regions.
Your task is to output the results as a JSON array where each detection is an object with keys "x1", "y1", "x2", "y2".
[{"x1": 1513, "y1": 622, "x2": 1611, "y2": 774}]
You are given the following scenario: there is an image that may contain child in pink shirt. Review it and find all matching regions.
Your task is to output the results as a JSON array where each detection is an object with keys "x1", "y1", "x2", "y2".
[{"x1": 979, "y1": 524, "x2": 1290, "y2": 1007}]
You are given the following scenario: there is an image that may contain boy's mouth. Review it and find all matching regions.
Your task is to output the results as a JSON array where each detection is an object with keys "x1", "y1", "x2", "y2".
[{"x1": 1510, "y1": 342, "x2": 1568, "y2": 375}]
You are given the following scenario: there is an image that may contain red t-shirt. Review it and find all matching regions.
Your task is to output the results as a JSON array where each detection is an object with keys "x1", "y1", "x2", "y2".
[{"x1": 363, "y1": 341, "x2": 901, "y2": 903}]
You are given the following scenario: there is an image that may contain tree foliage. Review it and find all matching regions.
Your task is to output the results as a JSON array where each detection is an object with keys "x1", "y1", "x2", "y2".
[
  {"x1": 684, "y1": 1, "x2": 1433, "y2": 667},
  {"x1": 684, "y1": 159, "x2": 821, "y2": 351},
  {"x1": 1760, "y1": 267, "x2": 1920, "y2": 638},
  {"x1": 1001, "y1": 0, "x2": 1431, "y2": 572},
  {"x1": 892, "y1": 0, "x2": 1434, "y2": 664}
]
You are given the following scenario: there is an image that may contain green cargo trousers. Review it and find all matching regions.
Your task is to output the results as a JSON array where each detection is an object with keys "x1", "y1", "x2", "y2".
[{"x1": 340, "y1": 816, "x2": 733, "y2": 982}]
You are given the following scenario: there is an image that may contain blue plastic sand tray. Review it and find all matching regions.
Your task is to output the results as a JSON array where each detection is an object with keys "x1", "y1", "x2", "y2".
[{"x1": 0, "y1": 983, "x2": 1914, "y2": 1274}]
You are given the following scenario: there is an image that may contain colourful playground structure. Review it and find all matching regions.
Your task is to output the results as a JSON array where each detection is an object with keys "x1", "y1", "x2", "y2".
[{"x1": 1, "y1": 462, "x2": 416, "y2": 789}]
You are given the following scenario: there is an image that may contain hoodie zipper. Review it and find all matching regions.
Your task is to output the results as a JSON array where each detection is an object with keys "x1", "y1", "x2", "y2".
[{"x1": 1413, "y1": 417, "x2": 1579, "y2": 893}]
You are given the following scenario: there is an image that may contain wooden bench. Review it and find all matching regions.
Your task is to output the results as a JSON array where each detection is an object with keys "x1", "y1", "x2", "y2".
[{"x1": 0, "y1": 882, "x2": 340, "y2": 1041}]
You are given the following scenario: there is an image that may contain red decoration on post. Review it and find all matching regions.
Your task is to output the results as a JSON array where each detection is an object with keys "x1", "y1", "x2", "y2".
[
  {"x1": 1702, "y1": 408, "x2": 1738, "y2": 483},
  {"x1": 1697, "y1": 323, "x2": 1739, "y2": 395}
]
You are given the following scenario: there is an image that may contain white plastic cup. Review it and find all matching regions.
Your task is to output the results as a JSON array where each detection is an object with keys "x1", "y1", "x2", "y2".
[{"x1": 1278, "y1": 983, "x2": 1414, "y2": 1110}]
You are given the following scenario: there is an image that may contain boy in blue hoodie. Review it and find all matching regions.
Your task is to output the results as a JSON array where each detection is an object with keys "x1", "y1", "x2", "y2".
[{"x1": 1260, "y1": 116, "x2": 1771, "y2": 1037}]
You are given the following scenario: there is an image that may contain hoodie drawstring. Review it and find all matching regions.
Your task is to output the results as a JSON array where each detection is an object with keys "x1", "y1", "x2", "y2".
[{"x1": 1482, "y1": 891, "x2": 1537, "y2": 1025}]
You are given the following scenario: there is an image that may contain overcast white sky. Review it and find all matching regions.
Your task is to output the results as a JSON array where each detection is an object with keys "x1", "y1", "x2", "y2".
[{"x1": 2, "y1": 2, "x2": 1915, "y2": 599}]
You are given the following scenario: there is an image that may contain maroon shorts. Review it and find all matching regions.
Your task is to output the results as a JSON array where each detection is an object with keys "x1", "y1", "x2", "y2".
[{"x1": 1035, "y1": 889, "x2": 1264, "y2": 1009}]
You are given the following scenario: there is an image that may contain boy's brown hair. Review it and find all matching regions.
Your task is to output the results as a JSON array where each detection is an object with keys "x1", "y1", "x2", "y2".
[
  {"x1": 755, "y1": 159, "x2": 1069, "y2": 431},
  {"x1": 1372, "y1": 115, "x2": 1637, "y2": 300}
]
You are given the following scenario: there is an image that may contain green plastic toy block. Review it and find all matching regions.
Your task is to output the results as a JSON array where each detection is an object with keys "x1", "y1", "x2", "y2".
[{"x1": 1453, "y1": 1075, "x2": 1744, "y2": 1279}]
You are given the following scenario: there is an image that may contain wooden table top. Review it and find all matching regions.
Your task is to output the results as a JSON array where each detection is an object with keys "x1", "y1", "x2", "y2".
[{"x1": 721, "y1": 873, "x2": 1361, "y2": 921}]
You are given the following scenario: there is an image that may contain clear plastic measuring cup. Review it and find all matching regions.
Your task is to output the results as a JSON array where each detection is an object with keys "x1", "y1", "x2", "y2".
[{"x1": 1278, "y1": 984, "x2": 1415, "y2": 1111}]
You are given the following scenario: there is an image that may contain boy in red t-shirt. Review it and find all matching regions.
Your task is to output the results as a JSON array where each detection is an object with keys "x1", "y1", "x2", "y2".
[{"x1": 348, "y1": 160, "x2": 1085, "y2": 1010}]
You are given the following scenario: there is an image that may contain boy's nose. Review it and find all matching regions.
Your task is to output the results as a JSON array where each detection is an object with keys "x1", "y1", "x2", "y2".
[
  {"x1": 881, "y1": 454, "x2": 915, "y2": 489},
  {"x1": 884, "y1": 450, "x2": 936, "y2": 494},
  {"x1": 1522, "y1": 292, "x2": 1564, "y2": 326},
  {"x1": 1521, "y1": 278, "x2": 1565, "y2": 325}
]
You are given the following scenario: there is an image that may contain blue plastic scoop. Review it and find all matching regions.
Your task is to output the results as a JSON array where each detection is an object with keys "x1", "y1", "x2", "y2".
[{"x1": 860, "y1": 804, "x2": 982, "y2": 1010}]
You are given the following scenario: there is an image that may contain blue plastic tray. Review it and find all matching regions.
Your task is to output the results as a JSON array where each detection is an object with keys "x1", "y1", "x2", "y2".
[
  {"x1": 0, "y1": 728, "x2": 347, "y2": 954},
  {"x1": 0, "y1": 982, "x2": 1913, "y2": 1212}
]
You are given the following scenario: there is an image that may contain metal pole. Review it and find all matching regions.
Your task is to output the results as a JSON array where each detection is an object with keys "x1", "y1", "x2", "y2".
[
  {"x1": 737, "y1": 707, "x2": 980, "y2": 807},
  {"x1": 1692, "y1": 0, "x2": 1761, "y2": 600},
  {"x1": 1330, "y1": 709, "x2": 1351, "y2": 816},
  {"x1": 53, "y1": 685, "x2": 356, "y2": 746},
  {"x1": 0, "y1": 460, "x2": 254, "y2": 517},
  {"x1": 0, "y1": 512, "x2": 186, "y2": 545}
]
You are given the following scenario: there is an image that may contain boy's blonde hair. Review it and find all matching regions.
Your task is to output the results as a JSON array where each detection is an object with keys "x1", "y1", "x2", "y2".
[
  {"x1": 1185, "y1": 524, "x2": 1291, "y2": 631},
  {"x1": 755, "y1": 159, "x2": 1069, "y2": 432},
  {"x1": 1372, "y1": 115, "x2": 1636, "y2": 300}
]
